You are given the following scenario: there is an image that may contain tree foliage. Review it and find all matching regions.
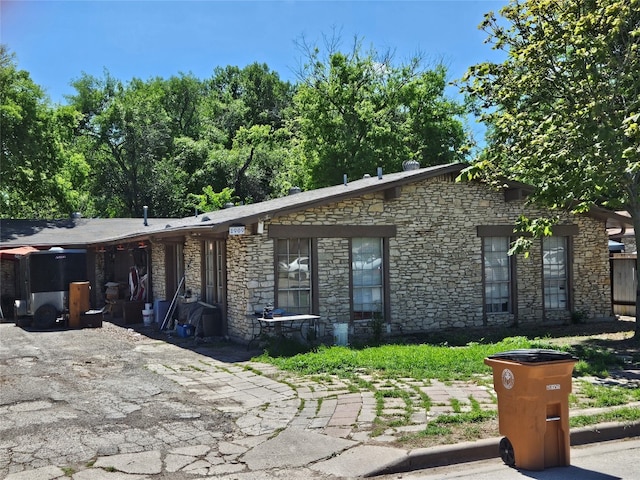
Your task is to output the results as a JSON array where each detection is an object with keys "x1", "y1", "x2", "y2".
[
  {"x1": 459, "y1": 0, "x2": 640, "y2": 330},
  {"x1": 0, "y1": 45, "x2": 89, "y2": 218},
  {"x1": 461, "y1": 0, "x2": 639, "y2": 214},
  {"x1": 2, "y1": 39, "x2": 472, "y2": 219},
  {"x1": 292, "y1": 36, "x2": 469, "y2": 188}
]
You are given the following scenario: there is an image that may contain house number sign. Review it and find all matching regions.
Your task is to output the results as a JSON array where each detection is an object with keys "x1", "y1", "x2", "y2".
[{"x1": 229, "y1": 226, "x2": 246, "y2": 235}]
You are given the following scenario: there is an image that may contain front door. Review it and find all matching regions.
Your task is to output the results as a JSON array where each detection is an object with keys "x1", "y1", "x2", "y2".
[{"x1": 203, "y1": 239, "x2": 227, "y2": 334}]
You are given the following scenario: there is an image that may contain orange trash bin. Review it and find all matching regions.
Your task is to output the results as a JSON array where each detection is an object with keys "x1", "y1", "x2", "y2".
[{"x1": 484, "y1": 349, "x2": 578, "y2": 471}]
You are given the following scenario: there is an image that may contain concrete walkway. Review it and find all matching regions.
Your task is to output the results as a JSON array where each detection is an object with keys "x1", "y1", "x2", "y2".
[{"x1": 3, "y1": 323, "x2": 640, "y2": 480}]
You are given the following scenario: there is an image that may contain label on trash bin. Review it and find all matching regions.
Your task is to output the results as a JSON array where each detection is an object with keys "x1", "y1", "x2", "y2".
[
  {"x1": 502, "y1": 368, "x2": 515, "y2": 390},
  {"x1": 546, "y1": 384, "x2": 561, "y2": 391}
]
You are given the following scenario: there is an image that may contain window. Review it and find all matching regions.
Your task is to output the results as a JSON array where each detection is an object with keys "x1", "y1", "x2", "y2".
[
  {"x1": 483, "y1": 237, "x2": 511, "y2": 313},
  {"x1": 543, "y1": 236, "x2": 568, "y2": 309},
  {"x1": 276, "y1": 238, "x2": 311, "y2": 314},
  {"x1": 351, "y1": 238, "x2": 383, "y2": 320}
]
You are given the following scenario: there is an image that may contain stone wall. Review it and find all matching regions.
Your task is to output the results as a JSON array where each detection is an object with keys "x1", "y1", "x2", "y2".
[
  {"x1": 225, "y1": 175, "x2": 612, "y2": 342},
  {"x1": 184, "y1": 237, "x2": 202, "y2": 299},
  {"x1": 94, "y1": 253, "x2": 105, "y2": 307},
  {"x1": 150, "y1": 243, "x2": 167, "y2": 302},
  {"x1": 226, "y1": 234, "x2": 254, "y2": 340},
  {"x1": 572, "y1": 215, "x2": 613, "y2": 320}
]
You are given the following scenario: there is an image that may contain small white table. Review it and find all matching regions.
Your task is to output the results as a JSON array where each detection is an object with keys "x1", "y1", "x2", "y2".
[{"x1": 249, "y1": 314, "x2": 320, "y2": 348}]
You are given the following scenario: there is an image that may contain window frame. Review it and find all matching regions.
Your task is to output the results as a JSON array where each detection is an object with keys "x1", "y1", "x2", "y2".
[
  {"x1": 349, "y1": 237, "x2": 388, "y2": 321},
  {"x1": 542, "y1": 236, "x2": 570, "y2": 311},
  {"x1": 482, "y1": 236, "x2": 514, "y2": 315},
  {"x1": 274, "y1": 237, "x2": 316, "y2": 315}
]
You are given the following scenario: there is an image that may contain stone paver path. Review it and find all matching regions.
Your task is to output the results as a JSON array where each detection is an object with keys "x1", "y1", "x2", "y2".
[{"x1": 146, "y1": 340, "x2": 499, "y2": 448}]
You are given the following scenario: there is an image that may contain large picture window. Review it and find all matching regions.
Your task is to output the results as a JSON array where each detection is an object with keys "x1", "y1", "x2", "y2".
[
  {"x1": 276, "y1": 238, "x2": 312, "y2": 314},
  {"x1": 543, "y1": 236, "x2": 568, "y2": 310},
  {"x1": 483, "y1": 237, "x2": 511, "y2": 313},
  {"x1": 351, "y1": 238, "x2": 383, "y2": 320}
]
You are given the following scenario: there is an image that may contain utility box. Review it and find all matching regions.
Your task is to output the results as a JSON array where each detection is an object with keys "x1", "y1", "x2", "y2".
[{"x1": 484, "y1": 349, "x2": 578, "y2": 471}]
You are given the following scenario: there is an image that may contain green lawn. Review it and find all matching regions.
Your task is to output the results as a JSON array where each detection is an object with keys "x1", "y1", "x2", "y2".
[
  {"x1": 253, "y1": 330, "x2": 639, "y2": 444},
  {"x1": 255, "y1": 335, "x2": 624, "y2": 381}
]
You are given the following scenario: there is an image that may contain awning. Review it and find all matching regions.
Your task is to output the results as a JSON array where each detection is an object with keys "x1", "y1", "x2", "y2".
[{"x1": 0, "y1": 246, "x2": 38, "y2": 259}]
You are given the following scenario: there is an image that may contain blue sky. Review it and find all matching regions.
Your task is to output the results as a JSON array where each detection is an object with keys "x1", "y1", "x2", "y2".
[{"x1": 2, "y1": 0, "x2": 507, "y2": 139}]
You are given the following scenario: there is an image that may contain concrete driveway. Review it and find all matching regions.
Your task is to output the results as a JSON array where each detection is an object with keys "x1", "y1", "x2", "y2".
[
  {"x1": 2, "y1": 320, "x2": 637, "y2": 480},
  {"x1": 0, "y1": 321, "x2": 409, "y2": 479}
]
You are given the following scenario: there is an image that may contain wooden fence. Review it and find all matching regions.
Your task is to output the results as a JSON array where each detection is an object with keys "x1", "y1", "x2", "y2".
[{"x1": 611, "y1": 253, "x2": 637, "y2": 316}]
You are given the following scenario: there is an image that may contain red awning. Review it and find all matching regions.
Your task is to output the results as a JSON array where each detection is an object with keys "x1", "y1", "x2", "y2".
[{"x1": 0, "y1": 246, "x2": 38, "y2": 259}]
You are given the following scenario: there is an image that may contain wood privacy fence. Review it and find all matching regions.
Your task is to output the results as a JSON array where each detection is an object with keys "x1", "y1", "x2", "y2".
[{"x1": 611, "y1": 253, "x2": 637, "y2": 316}]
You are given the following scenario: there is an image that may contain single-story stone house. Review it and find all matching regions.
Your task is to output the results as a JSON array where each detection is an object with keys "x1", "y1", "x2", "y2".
[{"x1": 0, "y1": 162, "x2": 631, "y2": 342}]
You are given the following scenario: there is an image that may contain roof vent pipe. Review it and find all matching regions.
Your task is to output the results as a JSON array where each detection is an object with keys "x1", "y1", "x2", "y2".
[
  {"x1": 344, "y1": 174, "x2": 348, "y2": 186},
  {"x1": 402, "y1": 159, "x2": 420, "y2": 171},
  {"x1": 377, "y1": 167, "x2": 383, "y2": 180},
  {"x1": 143, "y1": 206, "x2": 148, "y2": 226}
]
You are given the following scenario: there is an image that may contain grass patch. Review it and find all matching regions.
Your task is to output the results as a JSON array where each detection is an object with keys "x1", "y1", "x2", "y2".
[
  {"x1": 568, "y1": 344, "x2": 625, "y2": 377},
  {"x1": 422, "y1": 423, "x2": 453, "y2": 436},
  {"x1": 570, "y1": 407, "x2": 640, "y2": 427},
  {"x1": 255, "y1": 336, "x2": 550, "y2": 381},
  {"x1": 576, "y1": 380, "x2": 640, "y2": 407},
  {"x1": 433, "y1": 408, "x2": 497, "y2": 424},
  {"x1": 402, "y1": 400, "x2": 498, "y2": 445},
  {"x1": 61, "y1": 466, "x2": 75, "y2": 476}
]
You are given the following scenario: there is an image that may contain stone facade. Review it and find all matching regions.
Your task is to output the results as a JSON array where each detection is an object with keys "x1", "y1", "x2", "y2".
[
  {"x1": 150, "y1": 243, "x2": 167, "y2": 302},
  {"x1": 218, "y1": 175, "x2": 612, "y2": 343}
]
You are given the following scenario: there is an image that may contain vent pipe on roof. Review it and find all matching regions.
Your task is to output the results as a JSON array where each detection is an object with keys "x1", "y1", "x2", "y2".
[
  {"x1": 344, "y1": 174, "x2": 348, "y2": 186},
  {"x1": 402, "y1": 159, "x2": 420, "y2": 171},
  {"x1": 143, "y1": 206, "x2": 148, "y2": 226},
  {"x1": 377, "y1": 167, "x2": 383, "y2": 180}
]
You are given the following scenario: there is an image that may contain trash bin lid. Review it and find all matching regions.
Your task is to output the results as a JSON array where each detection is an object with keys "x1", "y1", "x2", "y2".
[{"x1": 487, "y1": 349, "x2": 578, "y2": 363}]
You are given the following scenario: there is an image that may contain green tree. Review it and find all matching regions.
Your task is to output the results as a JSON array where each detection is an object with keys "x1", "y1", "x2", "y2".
[
  {"x1": 162, "y1": 73, "x2": 206, "y2": 139},
  {"x1": 0, "y1": 46, "x2": 86, "y2": 218},
  {"x1": 292, "y1": 37, "x2": 469, "y2": 188},
  {"x1": 203, "y1": 63, "x2": 294, "y2": 148},
  {"x1": 460, "y1": 0, "x2": 640, "y2": 331},
  {"x1": 198, "y1": 63, "x2": 296, "y2": 205},
  {"x1": 69, "y1": 73, "x2": 172, "y2": 217}
]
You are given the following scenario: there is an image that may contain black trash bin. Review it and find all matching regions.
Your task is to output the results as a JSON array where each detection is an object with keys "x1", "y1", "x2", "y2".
[
  {"x1": 202, "y1": 304, "x2": 223, "y2": 337},
  {"x1": 485, "y1": 349, "x2": 578, "y2": 471}
]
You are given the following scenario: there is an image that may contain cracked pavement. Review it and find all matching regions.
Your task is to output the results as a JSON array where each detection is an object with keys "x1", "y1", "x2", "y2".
[{"x1": 7, "y1": 318, "x2": 619, "y2": 479}]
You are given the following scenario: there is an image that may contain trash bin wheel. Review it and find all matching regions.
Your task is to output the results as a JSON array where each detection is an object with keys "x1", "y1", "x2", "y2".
[
  {"x1": 33, "y1": 304, "x2": 58, "y2": 329},
  {"x1": 499, "y1": 437, "x2": 516, "y2": 467}
]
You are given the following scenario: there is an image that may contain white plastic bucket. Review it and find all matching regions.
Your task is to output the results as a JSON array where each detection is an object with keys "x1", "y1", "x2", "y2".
[
  {"x1": 142, "y1": 309, "x2": 154, "y2": 326},
  {"x1": 333, "y1": 323, "x2": 349, "y2": 346}
]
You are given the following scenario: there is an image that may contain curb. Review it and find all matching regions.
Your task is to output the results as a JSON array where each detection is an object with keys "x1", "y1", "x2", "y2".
[{"x1": 365, "y1": 420, "x2": 640, "y2": 477}]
